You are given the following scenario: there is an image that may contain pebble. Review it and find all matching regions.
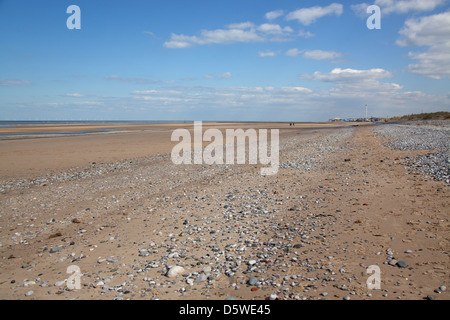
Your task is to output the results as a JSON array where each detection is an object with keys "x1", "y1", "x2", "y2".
[
  {"x1": 167, "y1": 266, "x2": 185, "y2": 278},
  {"x1": 396, "y1": 261, "x2": 408, "y2": 268},
  {"x1": 434, "y1": 285, "x2": 447, "y2": 294},
  {"x1": 22, "y1": 280, "x2": 34, "y2": 287},
  {"x1": 54, "y1": 280, "x2": 66, "y2": 287},
  {"x1": 194, "y1": 274, "x2": 208, "y2": 283},
  {"x1": 202, "y1": 266, "x2": 212, "y2": 273},
  {"x1": 374, "y1": 123, "x2": 450, "y2": 183},
  {"x1": 49, "y1": 245, "x2": 63, "y2": 253},
  {"x1": 107, "y1": 257, "x2": 120, "y2": 263},
  {"x1": 25, "y1": 290, "x2": 34, "y2": 296},
  {"x1": 388, "y1": 259, "x2": 398, "y2": 266},
  {"x1": 248, "y1": 277, "x2": 258, "y2": 286}
]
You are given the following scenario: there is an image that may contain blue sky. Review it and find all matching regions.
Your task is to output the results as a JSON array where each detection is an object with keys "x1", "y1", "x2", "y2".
[{"x1": 0, "y1": 0, "x2": 449, "y2": 121}]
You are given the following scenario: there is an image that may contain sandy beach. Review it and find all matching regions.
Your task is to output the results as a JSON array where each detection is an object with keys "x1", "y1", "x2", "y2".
[
  {"x1": 0, "y1": 121, "x2": 448, "y2": 300},
  {"x1": 0, "y1": 122, "x2": 347, "y2": 178}
]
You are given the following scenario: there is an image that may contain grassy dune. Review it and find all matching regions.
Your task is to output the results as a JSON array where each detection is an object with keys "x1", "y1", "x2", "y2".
[{"x1": 389, "y1": 111, "x2": 450, "y2": 121}]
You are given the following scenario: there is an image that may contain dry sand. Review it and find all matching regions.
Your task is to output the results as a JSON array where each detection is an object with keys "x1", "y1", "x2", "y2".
[{"x1": 0, "y1": 122, "x2": 448, "y2": 300}]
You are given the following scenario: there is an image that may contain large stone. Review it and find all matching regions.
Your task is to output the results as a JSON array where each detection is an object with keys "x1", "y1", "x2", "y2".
[{"x1": 167, "y1": 266, "x2": 185, "y2": 278}]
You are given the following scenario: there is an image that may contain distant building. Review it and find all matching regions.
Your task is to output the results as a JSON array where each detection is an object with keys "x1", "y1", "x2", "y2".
[{"x1": 329, "y1": 117, "x2": 382, "y2": 123}]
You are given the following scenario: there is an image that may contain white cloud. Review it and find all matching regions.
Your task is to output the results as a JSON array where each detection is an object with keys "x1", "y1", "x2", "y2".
[
  {"x1": 133, "y1": 96, "x2": 184, "y2": 103},
  {"x1": 164, "y1": 21, "x2": 297, "y2": 48},
  {"x1": 302, "y1": 49, "x2": 342, "y2": 60},
  {"x1": 65, "y1": 93, "x2": 86, "y2": 97},
  {"x1": 0, "y1": 79, "x2": 31, "y2": 86},
  {"x1": 286, "y1": 3, "x2": 343, "y2": 26},
  {"x1": 286, "y1": 48, "x2": 303, "y2": 56},
  {"x1": 280, "y1": 87, "x2": 313, "y2": 93},
  {"x1": 295, "y1": 67, "x2": 447, "y2": 119},
  {"x1": 16, "y1": 79, "x2": 446, "y2": 121},
  {"x1": 106, "y1": 75, "x2": 159, "y2": 84},
  {"x1": 226, "y1": 22, "x2": 255, "y2": 29},
  {"x1": 396, "y1": 11, "x2": 450, "y2": 47},
  {"x1": 300, "y1": 68, "x2": 393, "y2": 85},
  {"x1": 34, "y1": 101, "x2": 104, "y2": 108},
  {"x1": 302, "y1": 50, "x2": 335, "y2": 60},
  {"x1": 258, "y1": 50, "x2": 278, "y2": 57},
  {"x1": 217, "y1": 72, "x2": 232, "y2": 79},
  {"x1": 297, "y1": 30, "x2": 315, "y2": 39},
  {"x1": 164, "y1": 29, "x2": 262, "y2": 48},
  {"x1": 299, "y1": 67, "x2": 402, "y2": 98},
  {"x1": 406, "y1": 43, "x2": 450, "y2": 79},
  {"x1": 163, "y1": 34, "x2": 198, "y2": 48},
  {"x1": 202, "y1": 72, "x2": 232, "y2": 79},
  {"x1": 299, "y1": 68, "x2": 408, "y2": 111},
  {"x1": 131, "y1": 90, "x2": 159, "y2": 94},
  {"x1": 285, "y1": 49, "x2": 342, "y2": 60},
  {"x1": 352, "y1": 0, "x2": 446, "y2": 16},
  {"x1": 265, "y1": 10, "x2": 284, "y2": 20},
  {"x1": 350, "y1": 3, "x2": 370, "y2": 18},
  {"x1": 257, "y1": 23, "x2": 293, "y2": 34},
  {"x1": 396, "y1": 11, "x2": 450, "y2": 79},
  {"x1": 201, "y1": 28, "x2": 263, "y2": 44},
  {"x1": 377, "y1": 0, "x2": 446, "y2": 14},
  {"x1": 143, "y1": 31, "x2": 156, "y2": 37},
  {"x1": 72, "y1": 101, "x2": 105, "y2": 106},
  {"x1": 128, "y1": 85, "x2": 314, "y2": 110},
  {"x1": 120, "y1": 81, "x2": 447, "y2": 120}
]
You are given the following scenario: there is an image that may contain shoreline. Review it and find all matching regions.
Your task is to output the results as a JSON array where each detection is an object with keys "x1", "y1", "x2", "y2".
[{"x1": 0, "y1": 121, "x2": 349, "y2": 134}]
